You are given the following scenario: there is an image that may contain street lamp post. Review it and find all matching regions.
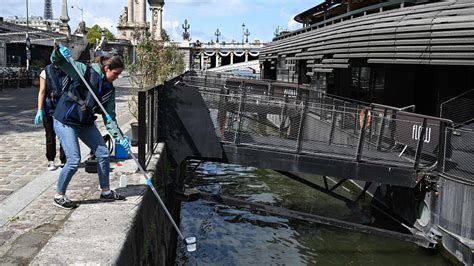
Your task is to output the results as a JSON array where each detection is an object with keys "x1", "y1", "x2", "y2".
[
  {"x1": 215, "y1": 28, "x2": 221, "y2": 43},
  {"x1": 241, "y1": 23, "x2": 245, "y2": 44},
  {"x1": 71, "y1": 5, "x2": 83, "y2": 22},
  {"x1": 25, "y1": 0, "x2": 30, "y2": 70}
]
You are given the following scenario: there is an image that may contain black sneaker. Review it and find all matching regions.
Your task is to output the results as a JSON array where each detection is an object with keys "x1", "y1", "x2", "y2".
[
  {"x1": 53, "y1": 195, "x2": 78, "y2": 209},
  {"x1": 100, "y1": 190, "x2": 126, "y2": 201}
]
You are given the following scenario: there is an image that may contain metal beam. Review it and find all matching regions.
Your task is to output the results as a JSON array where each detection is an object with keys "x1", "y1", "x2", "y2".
[
  {"x1": 223, "y1": 145, "x2": 417, "y2": 187},
  {"x1": 198, "y1": 191, "x2": 436, "y2": 248}
]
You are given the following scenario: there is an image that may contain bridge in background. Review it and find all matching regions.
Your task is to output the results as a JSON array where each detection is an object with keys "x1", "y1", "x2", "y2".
[
  {"x1": 190, "y1": 42, "x2": 264, "y2": 72},
  {"x1": 205, "y1": 60, "x2": 260, "y2": 74}
]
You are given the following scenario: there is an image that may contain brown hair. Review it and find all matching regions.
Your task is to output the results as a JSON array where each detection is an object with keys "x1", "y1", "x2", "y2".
[{"x1": 95, "y1": 55, "x2": 124, "y2": 72}]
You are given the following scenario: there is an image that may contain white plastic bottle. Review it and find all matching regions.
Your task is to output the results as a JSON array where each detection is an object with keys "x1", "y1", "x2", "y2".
[{"x1": 119, "y1": 174, "x2": 128, "y2": 187}]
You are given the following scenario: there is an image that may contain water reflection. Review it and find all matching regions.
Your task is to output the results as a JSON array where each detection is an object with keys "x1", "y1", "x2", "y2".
[{"x1": 176, "y1": 162, "x2": 449, "y2": 265}]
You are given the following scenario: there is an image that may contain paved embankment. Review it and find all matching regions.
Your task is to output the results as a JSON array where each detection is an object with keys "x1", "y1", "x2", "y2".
[{"x1": 0, "y1": 77, "x2": 151, "y2": 264}]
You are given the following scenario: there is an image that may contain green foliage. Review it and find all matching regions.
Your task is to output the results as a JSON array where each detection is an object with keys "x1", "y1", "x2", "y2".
[
  {"x1": 86, "y1": 24, "x2": 115, "y2": 44},
  {"x1": 125, "y1": 38, "x2": 185, "y2": 119},
  {"x1": 161, "y1": 29, "x2": 170, "y2": 42}
]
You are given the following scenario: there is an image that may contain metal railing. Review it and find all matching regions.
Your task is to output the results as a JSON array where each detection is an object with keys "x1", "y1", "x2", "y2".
[
  {"x1": 137, "y1": 84, "x2": 160, "y2": 168},
  {"x1": 443, "y1": 126, "x2": 474, "y2": 182},
  {"x1": 440, "y1": 89, "x2": 474, "y2": 127},
  {"x1": 180, "y1": 73, "x2": 454, "y2": 173},
  {"x1": 0, "y1": 67, "x2": 39, "y2": 90}
]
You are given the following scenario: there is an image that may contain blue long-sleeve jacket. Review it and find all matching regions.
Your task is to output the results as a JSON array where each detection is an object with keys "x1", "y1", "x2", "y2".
[{"x1": 50, "y1": 47, "x2": 119, "y2": 137}]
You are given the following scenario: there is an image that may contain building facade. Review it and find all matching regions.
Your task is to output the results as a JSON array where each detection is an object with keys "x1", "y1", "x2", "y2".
[
  {"x1": 5, "y1": 16, "x2": 61, "y2": 33},
  {"x1": 260, "y1": 0, "x2": 474, "y2": 117},
  {"x1": 260, "y1": 1, "x2": 474, "y2": 264}
]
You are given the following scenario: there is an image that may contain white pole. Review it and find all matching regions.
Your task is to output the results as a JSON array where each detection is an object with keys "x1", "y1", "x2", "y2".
[{"x1": 65, "y1": 56, "x2": 196, "y2": 252}]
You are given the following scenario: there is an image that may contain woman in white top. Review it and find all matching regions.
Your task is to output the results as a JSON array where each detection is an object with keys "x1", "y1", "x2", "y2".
[{"x1": 34, "y1": 65, "x2": 69, "y2": 170}]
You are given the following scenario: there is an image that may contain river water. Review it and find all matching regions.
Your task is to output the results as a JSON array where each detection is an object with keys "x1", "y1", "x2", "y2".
[{"x1": 176, "y1": 161, "x2": 450, "y2": 265}]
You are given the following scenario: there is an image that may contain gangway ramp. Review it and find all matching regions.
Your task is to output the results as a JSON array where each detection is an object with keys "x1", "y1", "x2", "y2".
[{"x1": 161, "y1": 73, "x2": 452, "y2": 188}]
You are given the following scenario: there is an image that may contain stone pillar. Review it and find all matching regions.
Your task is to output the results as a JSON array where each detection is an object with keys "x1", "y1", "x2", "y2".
[
  {"x1": 230, "y1": 52, "x2": 234, "y2": 65},
  {"x1": 150, "y1": 5, "x2": 163, "y2": 41},
  {"x1": 140, "y1": 0, "x2": 146, "y2": 24},
  {"x1": 245, "y1": 51, "x2": 248, "y2": 62},
  {"x1": 215, "y1": 52, "x2": 219, "y2": 68},
  {"x1": 149, "y1": 9, "x2": 155, "y2": 39},
  {"x1": 157, "y1": 6, "x2": 163, "y2": 40},
  {"x1": 133, "y1": 0, "x2": 146, "y2": 25},
  {"x1": 128, "y1": 0, "x2": 134, "y2": 23},
  {"x1": 59, "y1": 0, "x2": 71, "y2": 37}
]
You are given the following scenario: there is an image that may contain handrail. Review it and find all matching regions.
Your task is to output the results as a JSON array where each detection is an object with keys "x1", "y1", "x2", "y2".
[
  {"x1": 371, "y1": 103, "x2": 415, "y2": 112},
  {"x1": 440, "y1": 88, "x2": 474, "y2": 108},
  {"x1": 324, "y1": 93, "x2": 369, "y2": 106},
  {"x1": 397, "y1": 110, "x2": 453, "y2": 125},
  {"x1": 439, "y1": 88, "x2": 473, "y2": 123},
  {"x1": 179, "y1": 73, "x2": 457, "y2": 174}
]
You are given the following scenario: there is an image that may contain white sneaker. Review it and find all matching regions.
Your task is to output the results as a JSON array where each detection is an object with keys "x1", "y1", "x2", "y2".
[{"x1": 47, "y1": 161, "x2": 57, "y2": 171}]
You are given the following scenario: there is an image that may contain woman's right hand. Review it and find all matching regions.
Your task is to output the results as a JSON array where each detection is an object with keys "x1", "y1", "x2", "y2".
[
  {"x1": 58, "y1": 44, "x2": 72, "y2": 60},
  {"x1": 34, "y1": 110, "x2": 43, "y2": 125}
]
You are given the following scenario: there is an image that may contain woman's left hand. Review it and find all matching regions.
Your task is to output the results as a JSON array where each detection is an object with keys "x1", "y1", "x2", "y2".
[
  {"x1": 34, "y1": 110, "x2": 43, "y2": 125},
  {"x1": 118, "y1": 136, "x2": 130, "y2": 151}
]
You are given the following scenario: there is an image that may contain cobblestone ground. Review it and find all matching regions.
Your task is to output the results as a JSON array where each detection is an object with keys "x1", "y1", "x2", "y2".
[{"x1": 0, "y1": 77, "x2": 137, "y2": 264}]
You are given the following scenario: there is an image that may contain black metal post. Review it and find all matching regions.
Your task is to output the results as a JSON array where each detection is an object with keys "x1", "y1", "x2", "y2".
[
  {"x1": 414, "y1": 118, "x2": 427, "y2": 170},
  {"x1": 217, "y1": 85, "x2": 228, "y2": 140},
  {"x1": 355, "y1": 109, "x2": 368, "y2": 161},
  {"x1": 154, "y1": 87, "x2": 159, "y2": 146},
  {"x1": 138, "y1": 90, "x2": 146, "y2": 169},
  {"x1": 279, "y1": 94, "x2": 288, "y2": 137},
  {"x1": 436, "y1": 122, "x2": 447, "y2": 172},
  {"x1": 376, "y1": 108, "x2": 388, "y2": 150},
  {"x1": 296, "y1": 100, "x2": 308, "y2": 153},
  {"x1": 234, "y1": 82, "x2": 246, "y2": 144},
  {"x1": 149, "y1": 89, "x2": 155, "y2": 155},
  {"x1": 328, "y1": 106, "x2": 337, "y2": 145}
]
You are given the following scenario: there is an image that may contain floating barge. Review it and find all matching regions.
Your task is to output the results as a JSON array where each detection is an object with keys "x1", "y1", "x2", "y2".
[{"x1": 257, "y1": 0, "x2": 473, "y2": 264}]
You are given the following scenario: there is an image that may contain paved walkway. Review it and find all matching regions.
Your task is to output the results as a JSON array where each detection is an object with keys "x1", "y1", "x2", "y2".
[{"x1": 0, "y1": 77, "x2": 148, "y2": 264}]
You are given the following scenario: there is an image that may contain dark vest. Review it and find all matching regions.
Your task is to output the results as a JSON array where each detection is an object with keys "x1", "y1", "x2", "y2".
[
  {"x1": 44, "y1": 65, "x2": 70, "y2": 116},
  {"x1": 53, "y1": 66, "x2": 115, "y2": 126}
]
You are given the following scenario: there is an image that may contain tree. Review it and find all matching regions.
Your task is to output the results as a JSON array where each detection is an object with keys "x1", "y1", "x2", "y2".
[
  {"x1": 126, "y1": 38, "x2": 185, "y2": 119},
  {"x1": 86, "y1": 24, "x2": 116, "y2": 44}
]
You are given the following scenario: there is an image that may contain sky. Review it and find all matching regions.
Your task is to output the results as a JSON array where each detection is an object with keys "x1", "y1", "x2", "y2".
[{"x1": 2, "y1": 0, "x2": 321, "y2": 43}]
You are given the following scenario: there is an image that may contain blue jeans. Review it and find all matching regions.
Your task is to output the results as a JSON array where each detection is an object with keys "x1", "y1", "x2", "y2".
[{"x1": 54, "y1": 119, "x2": 110, "y2": 194}]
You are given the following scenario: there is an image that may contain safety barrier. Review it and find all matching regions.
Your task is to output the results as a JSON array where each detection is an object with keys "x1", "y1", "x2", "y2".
[
  {"x1": 137, "y1": 84, "x2": 161, "y2": 168},
  {"x1": 180, "y1": 72, "x2": 453, "y2": 173},
  {"x1": 0, "y1": 67, "x2": 39, "y2": 90}
]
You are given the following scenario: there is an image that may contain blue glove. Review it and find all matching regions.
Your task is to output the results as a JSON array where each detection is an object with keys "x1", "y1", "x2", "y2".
[
  {"x1": 58, "y1": 44, "x2": 72, "y2": 60},
  {"x1": 117, "y1": 136, "x2": 131, "y2": 151},
  {"x1": 34, "y1": 110, "x2": 43, "y2": 125}
]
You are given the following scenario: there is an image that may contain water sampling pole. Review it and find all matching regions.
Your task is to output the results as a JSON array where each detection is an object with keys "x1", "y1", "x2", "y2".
[{"x1": 61, "y1": 49, "x2": 196, "y2": 252}]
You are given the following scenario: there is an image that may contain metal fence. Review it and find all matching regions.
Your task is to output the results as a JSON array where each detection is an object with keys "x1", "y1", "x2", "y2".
[
  {"x1": 0, "y1": 67, "x2": 39, "y2": 90},
  {"x1": 444, "y1": 126, "x2": 474, "y2": 182},
  {"x1": 440, "y1": 89, "x2": 474, "y2": 127},
  {"x1": 137, "y1": 85, "x2": 160, "y2": 168},
  {"x1": 181, "y1": 73, "x2": 453, "y2": 173}
]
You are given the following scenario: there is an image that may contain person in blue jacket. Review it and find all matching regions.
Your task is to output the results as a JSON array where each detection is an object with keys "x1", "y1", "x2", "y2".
[{"x1": 50, "y1": 44, "x2": 130, "y2": 209}]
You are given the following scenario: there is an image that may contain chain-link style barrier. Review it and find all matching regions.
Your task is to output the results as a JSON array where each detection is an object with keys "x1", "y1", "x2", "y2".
[
  {"x1": 181, "y1": 73, "x2": 469, "y2": 180},
  {"x1": 440, "y1": 89, "x2": 473, "y2": 127},
  {"x1": 443, "y1": 126, "x2": 474, "y2": 182},
  {"x1": 0, "y1": 67, "x2": 39, "y2": 90}
]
